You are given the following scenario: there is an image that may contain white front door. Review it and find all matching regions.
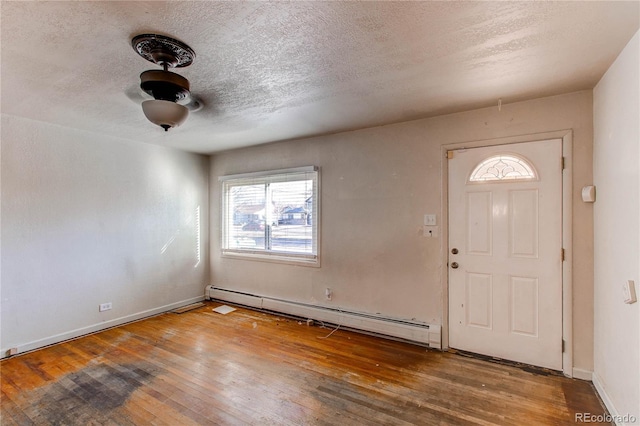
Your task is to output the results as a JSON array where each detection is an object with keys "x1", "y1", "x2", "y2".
[{"x1": 448, "y1": 139, "x2": 563, "y2": 370}]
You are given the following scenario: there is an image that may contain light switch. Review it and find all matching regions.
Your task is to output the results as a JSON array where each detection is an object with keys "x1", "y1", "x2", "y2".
[
  {"x1": 424, "y1": 214, "x2": 437, "y2": 226},
  {"x1": 623, "y1": 280, "x2": 637, "y2": 304}
]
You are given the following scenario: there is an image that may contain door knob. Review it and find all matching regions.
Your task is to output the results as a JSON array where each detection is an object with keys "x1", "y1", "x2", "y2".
[
  {"x1": 451, "y1": 248, "x2": 459, "y2": 254},
  {"x1": 451, "y1": 262, "x2": 459, "y2": 269}
]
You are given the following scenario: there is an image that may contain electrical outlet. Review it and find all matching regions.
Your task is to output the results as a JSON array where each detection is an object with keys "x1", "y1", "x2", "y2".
[
  {"x1": 99, "y1": 302, "x2": 112, "y2": 312},
  {"x1": 325, "y1": 288, "x2": 332, "y2": 300}
]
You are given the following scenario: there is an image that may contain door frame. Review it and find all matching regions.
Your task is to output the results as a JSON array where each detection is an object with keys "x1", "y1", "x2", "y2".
[{"x1": 440, "y1": 130, "x2": 574, "y2": 377}]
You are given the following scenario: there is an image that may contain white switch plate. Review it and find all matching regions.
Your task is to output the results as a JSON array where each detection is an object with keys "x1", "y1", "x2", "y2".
[
  {"x1": 424, "y1": 214, "x2": 437, "y2": 226},
  {"x1": 623, "y1": 280, "x2": 637, "y2": 304},
  {"x1": 423, "y1": 225, "x2": 438, "y2": 238}
]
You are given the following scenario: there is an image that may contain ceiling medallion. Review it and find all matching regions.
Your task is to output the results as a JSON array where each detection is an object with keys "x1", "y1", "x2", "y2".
[{"x1": 132, "y1": 34, "x2": 195, "y2": 68}]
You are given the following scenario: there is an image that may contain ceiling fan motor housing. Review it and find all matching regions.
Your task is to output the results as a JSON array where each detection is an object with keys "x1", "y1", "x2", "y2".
[{"x1": 140, "y1": 70, "x2": 190, "y2": 102}]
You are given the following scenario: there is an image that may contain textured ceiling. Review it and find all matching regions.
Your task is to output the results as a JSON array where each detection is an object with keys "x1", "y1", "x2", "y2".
[{"x1": 1, "y1": 1, "x2": 638, "y2": 154}]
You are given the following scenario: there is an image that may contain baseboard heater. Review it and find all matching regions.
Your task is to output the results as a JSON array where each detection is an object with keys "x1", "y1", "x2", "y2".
[{"x1": 205, "y1": 286, "x2": 441, "y2": 349}]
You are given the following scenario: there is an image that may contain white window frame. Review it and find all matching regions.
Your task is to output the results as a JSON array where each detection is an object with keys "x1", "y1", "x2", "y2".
[{"x1": 219, "y1": 166, "x2": 320, "y2": 266}]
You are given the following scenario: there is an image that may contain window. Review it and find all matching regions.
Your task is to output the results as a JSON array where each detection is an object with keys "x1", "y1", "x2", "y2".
[
  {"x1": 468, "y1": 154, "x2": 537, "y2": 183},
  {"x1": 220, "y1": 166, "x2": 319, "y2": 265}
]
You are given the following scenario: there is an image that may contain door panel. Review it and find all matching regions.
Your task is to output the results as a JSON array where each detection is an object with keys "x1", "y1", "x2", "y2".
[
  {"x1": 509, "y1": 276, "x2": 538, "y2": 336},
  {"x1": 466, "y1": 192, "x2": 492, "y2": 255},
  {"x1": 509, "y1": 190, "x2": 539, "y2": 258},
  {"x1": 448, "y1": 139, "x2": 563, "y2": 370},
  {"x1": 466, "y1": 273, "x2": 493, "y2": 329}
]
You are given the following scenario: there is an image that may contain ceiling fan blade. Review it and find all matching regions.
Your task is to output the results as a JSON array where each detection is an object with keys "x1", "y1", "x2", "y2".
[
  {"x1": 124, "y1": 85, "x2": 152, "y2": 104},
  {"x1": 126, "y1": 83, "x2": 203, "y2": 112},
  {"x1": 180, "y1": 94, "x2": 204, "y2": 112}
]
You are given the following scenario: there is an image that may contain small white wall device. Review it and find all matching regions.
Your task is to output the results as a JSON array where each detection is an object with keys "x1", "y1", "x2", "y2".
[
  {"x1": 623, "y1": 280, "x2": 637, "y2": 304},
  {"x1": 581, "y1": 185, "x2": 596, "y2": 203}
]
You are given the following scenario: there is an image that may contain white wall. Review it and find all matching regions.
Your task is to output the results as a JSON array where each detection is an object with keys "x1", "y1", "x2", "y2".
[
  {"x1": 210, "y1": 90, "x2": 595, "y2": 372},
  {"x1": 0, "y1": 115, "x2": 209, "y2": 356},
  {"x1": 593, "y1": 31, "x2": 640, "y2": 422}
]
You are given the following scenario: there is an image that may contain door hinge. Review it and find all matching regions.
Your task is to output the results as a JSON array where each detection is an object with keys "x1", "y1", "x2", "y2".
[
  {"x1": 562, "y1": 339, "x2": 566, "y2": 353},
  {"x1": 561, "y1": 248, "x2": 565, "y2": 261},
  {"x1": 562, "y1": 156, "x2": 566, "y2": 170},
  {"x1": 447, "y1": 150, "x2": 454, "y2": 159}
]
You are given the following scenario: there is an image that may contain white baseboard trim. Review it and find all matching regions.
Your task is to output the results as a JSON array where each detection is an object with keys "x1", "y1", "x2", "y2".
[
  {"x1": 572, "y1": 367, "x2": 593, "y2": 381},
  {"x1": 592, "y1": 372, "x2": 623, "y2": 425},
  {"x1": 1, "y1": 295, "x2": 204, "y2": 359},
  {"x1": 206, "y1": 286, "x2": 441, "y2": 349}
]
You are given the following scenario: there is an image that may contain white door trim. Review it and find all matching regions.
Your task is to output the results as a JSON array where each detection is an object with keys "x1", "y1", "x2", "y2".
[{"x1": 440, "y1": 130, "x2": 573, "y2": 377}]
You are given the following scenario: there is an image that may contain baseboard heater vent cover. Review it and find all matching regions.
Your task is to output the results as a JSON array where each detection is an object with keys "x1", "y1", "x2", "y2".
[{"x1": 205, "y1": 286, "x2": 441, "y2": 349}]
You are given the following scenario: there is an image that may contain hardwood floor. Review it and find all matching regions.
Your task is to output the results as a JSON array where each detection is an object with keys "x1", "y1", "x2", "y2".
[{"x1": 1, "y1": 302, "x2": 608, "y2": 425}]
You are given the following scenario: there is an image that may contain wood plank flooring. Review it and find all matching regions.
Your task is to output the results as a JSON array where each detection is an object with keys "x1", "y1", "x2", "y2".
[{"x1": 1, "y1": 302, "x2": 608, "y2": 425}]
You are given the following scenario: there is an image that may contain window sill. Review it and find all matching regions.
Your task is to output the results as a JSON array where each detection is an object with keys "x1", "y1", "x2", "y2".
[{"x1": 221, "y1": 250, "x2": 320, "y2": 267}]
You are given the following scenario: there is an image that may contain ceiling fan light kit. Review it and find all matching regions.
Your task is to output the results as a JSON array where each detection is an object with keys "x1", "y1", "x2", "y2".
[
  {"x1": 131, "y1": 34, "x2": 196, "y2": 131},
  {"x1": 142, "y1": 100, "x2": 189, "y2": 130}
]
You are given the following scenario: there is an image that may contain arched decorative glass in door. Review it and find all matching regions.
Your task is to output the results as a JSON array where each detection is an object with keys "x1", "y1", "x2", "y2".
[{"x1": 468, "y1": 154, "x2": 537, "y2": 183}]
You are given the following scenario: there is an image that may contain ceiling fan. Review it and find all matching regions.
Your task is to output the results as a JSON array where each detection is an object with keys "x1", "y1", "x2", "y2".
[{"x1": 131, "y1": 34, "x2": 203, "y2": 131}]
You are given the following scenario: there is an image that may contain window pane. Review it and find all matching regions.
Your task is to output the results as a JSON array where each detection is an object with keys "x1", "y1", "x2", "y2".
[
  {"x1": 271, "y1": 180, "x2": 314, "y2": 254},
  {"x1": 469, "y1": 155, "x2": 537, "y2": 182},
  {"x1": 227, "y1": 184, "x2": 266, "y2": 250},
  {"x1": 221, "y1": 167, "x2": 319, "y2": 263}
]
